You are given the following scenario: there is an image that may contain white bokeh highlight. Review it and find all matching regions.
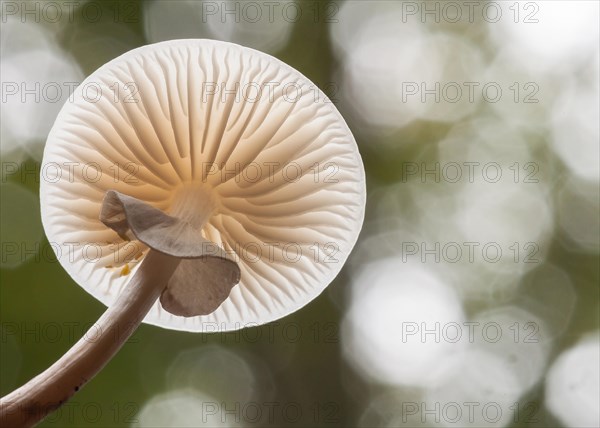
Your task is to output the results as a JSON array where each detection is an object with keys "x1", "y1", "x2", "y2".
[
  {"x1": 334, "y1": 2, "x2": 485, "y2": 132},
  {"x1": 134, "y1": 388, "x2": 228, "y2": 427},
  {"x1": 0, "y1": 18, "x2": 82, "y2": 160},
  {"x1": 545, "y1": 334, "x2": 600, "y2": 428},
  {"x1": 342, "y1": 258, "x2": 466, "y2": 387}
]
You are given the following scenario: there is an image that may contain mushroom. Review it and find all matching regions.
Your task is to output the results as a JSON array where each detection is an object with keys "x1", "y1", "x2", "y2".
[{"x1": 0, "y1": 39, "x2": 365, "y2": 426}]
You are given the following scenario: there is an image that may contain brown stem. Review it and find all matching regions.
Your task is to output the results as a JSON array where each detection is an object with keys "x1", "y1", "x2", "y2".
[{"x1": 0, "y1": 250, "x2": 181, "y2": 427}]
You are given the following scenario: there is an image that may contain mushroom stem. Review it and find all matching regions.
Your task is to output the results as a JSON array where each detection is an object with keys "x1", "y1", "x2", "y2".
[{"x1": 0, "y1": 250, "x2": 181, "y2": 428}]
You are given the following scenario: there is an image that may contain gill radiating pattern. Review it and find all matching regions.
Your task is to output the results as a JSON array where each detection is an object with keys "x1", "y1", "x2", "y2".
[{"x1": 41, "y1": 40, "x2": 365, "y2": 331}]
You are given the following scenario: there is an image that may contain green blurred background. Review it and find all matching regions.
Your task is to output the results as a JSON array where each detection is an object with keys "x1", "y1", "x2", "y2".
[{"x1": 1, "y1": 1, "x2": 599, "y2": 427}]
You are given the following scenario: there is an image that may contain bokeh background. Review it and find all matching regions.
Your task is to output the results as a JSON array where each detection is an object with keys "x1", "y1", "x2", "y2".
[{"x1": 1, "y1": 1, "x2": 599, "y2": 427}]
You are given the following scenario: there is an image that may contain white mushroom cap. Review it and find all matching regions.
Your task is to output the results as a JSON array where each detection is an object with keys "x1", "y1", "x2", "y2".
[{"x1": 40, "y1": 39, "x2": 365, "y2": 332}]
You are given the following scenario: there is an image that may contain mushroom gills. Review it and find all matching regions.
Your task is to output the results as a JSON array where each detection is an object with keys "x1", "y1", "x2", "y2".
[{"x1": 100, "y1": 190, "x2": 241, "y2": 317}]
